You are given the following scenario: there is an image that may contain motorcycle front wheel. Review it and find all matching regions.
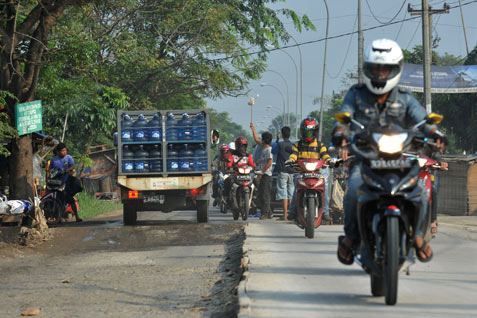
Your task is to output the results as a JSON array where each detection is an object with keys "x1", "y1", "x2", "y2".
[
  {"x1": 384, "y1": 216, "x2": 399, "y2": 305},
  {"x1": 40, "y1": 197, "x2": 62, "y2": 225},
  {"x1": 241, "y1": 191, "x2": 249, "y2": 221},
  {"x1": 305, "y1": 198, "x2": 315, "y2": 239}
]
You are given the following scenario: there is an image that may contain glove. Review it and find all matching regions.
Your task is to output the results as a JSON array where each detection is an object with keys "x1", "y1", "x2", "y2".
[{"x1": 327, "y1": 160, "x2": 335, "y2": 169}]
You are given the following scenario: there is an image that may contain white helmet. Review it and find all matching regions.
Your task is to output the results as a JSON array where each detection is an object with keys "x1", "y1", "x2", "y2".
[
  {"x1": 228, "y1": 142, "x2": 236, "y2": 150},
  {"x1": 363, "y1": 39, "x2": 403, "y2": 95}
]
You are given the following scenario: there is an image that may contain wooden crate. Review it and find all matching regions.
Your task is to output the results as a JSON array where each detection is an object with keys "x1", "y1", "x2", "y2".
[{"x1": 438, "y1": 155, "x2": 477, "y2": 216}]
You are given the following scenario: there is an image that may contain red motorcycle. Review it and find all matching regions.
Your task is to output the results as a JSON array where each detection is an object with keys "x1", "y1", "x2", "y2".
[{"x1": 287, "y1": 159, "x2": 328, "y2": 238}]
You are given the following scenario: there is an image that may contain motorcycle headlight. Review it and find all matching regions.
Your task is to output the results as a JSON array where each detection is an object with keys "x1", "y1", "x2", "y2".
[
  {"x1": 373, "y1": 133, "x2": 408, "y2": 154},
  {"x1": 304, "y1": 162, "x2": 319, "y2": 172}
]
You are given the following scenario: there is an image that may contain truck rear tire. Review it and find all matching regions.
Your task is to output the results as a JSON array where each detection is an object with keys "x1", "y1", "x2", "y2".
[
  {"x1": 123, "y1": 203, "x2": 137, "y2": 226},
  {"x1": 197, "y1": 200, "x2": 209, "y2": 223}
]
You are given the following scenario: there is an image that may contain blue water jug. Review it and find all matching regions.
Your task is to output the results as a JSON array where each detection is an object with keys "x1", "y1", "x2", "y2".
[
  {"x1": 166, "y1": 112, "x2": 178, "y2": 141},
  {"x1": 147, "y1": 113, "x2": 162, "y2": 142},
  {"x1": 167, "y1": 144, "x2": 179, "y2": 172},
  {"x1": 149, "y1": 144, "x2": 162, "y2": 172},
  {"x1": 179, "y1": 144, "x2": 193, "y2": 171},
  {"x1": 134, "y1": 145, "x2": 149, "y2": 172},
  {"x1": 178, "y1": 113, "x2": 193, "y2": 140},
  {"x1": 133, "y1": 114, "x2": 148, "y2": 142},
  {"x1": 122, "y1": 145, "x2": 134, "y2": 173},
  {"x1": 192, "y1": 111, "x2": 207, "y2": 141},
  {"x1": 121, "y1": 114, "x2": 134, "y2": 142},
  {"x1": 193, "y1": 144, "x2": 208, "y2": 171}
]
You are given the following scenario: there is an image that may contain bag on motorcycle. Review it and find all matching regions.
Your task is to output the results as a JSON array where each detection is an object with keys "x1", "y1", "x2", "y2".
[
  {"x1": 66, "y1": 176, "x2": 83, "y2": 196},
  {"x1": 330, "y1": 180, "x2": 344, "y2": 212}
]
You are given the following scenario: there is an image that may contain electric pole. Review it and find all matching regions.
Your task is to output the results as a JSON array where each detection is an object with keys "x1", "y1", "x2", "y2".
[
  {"x1": 408, "y1": 2, "x2": 450, "y2": 113},
  {"x1": 358, "y1": 0, "x2": 364, "y2": 83}
]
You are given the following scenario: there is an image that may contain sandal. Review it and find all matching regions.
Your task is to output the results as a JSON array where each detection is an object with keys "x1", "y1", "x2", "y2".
[
  {"x1": 430, "y1": 221, "x2": 438, "y2": 234},
  {"x1": 415, "y1": 238, "x2": 433, "y2": 263},
  {"x1": 337, "y1": 235, "x2": 354, "y2": 265}
]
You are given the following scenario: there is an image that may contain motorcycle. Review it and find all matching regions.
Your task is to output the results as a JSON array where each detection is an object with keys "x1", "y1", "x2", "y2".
[
  {"x1": 286, "y1": 159, "x2": 328, "y2": 239},
  {"x1": 217, "y1": 171, "x2": 231, "y2": 214},
  {"x1": 334, "y1": 111, "x2": 443, "y2": 305},
  {"x1": 228, "y1": 164, "x2": 255, "y2": 221},
  {"x1": 40, "y1": 169, "x2": 79, "y2": 225}
]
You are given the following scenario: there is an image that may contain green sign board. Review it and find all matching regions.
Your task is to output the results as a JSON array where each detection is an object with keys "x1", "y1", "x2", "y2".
[{"x1": 15, "y1": 100, "x2": 42, "y2": 136}]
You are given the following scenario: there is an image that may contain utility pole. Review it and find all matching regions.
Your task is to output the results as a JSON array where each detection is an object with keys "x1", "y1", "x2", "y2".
[
  {"x1": 408, "y1": 2, "x2": 450, "y2": 113},
  {"x1": 358, "y1": 0, "x2": 364, "y2": 83},
  {"x1": 458, "y1": 0, "x2": 470, "y2": 55}
]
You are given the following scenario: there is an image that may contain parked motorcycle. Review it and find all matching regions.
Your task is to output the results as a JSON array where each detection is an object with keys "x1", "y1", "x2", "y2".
[
  {"x1": 334, "y1": 111, "x2": 443, "y2": 305},
  {"x1": 40, "y1": 169, "x2": 79, "y2": 225},
  {"x1": 228, "y1": 165, "x2": 255, "y2": 221},
  {"x1": 286, "y1": 159, "x2": 328, "y2": 239}
]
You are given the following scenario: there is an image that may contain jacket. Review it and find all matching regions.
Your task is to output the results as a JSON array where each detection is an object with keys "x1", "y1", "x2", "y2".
[{"x1": 289, "y1": 138, "x2": 331, "y2": 162}]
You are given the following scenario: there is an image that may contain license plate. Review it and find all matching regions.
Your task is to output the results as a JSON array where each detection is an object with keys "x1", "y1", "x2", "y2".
[
  {"x1": 144, "y1": 195, "x2": 163, "y2": 203},
  {"x1": 303, "y1": 173, "x2": 320, "y2": 178},
  {"x1": 236, "y1": 175, "x2": 251, "y2": 181},
  {"x1": 370, "y1": 159, "x2": 412, "y2": 169}
]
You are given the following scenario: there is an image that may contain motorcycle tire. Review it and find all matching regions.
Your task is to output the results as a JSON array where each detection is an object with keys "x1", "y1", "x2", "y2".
[
  {"x1": 233, "y1": 210, "x2": 239, "y2": 220},
  {"x1": 40, "y1": 197, "x2": 62, "y2": 225},
  {"x1": 220, "y1": 201, "x2": 227, "y2": 214},
  {"x1": 384, "y1": 216, "x2": 399, "y2": 305},
  {"x1": 242, "y1": 192, "x2": 249, "y2": 221},
  {"x1": 305, "y1": 198, "x2": 315, "y2": 239},
  {"x1": 371, "y1": 273, "x2": 384, "y2": 297}
]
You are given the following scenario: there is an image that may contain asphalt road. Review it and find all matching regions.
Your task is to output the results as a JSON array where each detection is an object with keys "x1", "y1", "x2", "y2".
[{"x1": 238, "y1": 217, "x2": 477, "y2": 318}]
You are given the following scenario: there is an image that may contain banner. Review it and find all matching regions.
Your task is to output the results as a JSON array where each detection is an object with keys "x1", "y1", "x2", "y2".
[
  {"x1": 15, "y1": 100, "x2": 42, "y2": 136},
  {"x1": 399, "y1": 63, "x2": 477, "y2": 94}
]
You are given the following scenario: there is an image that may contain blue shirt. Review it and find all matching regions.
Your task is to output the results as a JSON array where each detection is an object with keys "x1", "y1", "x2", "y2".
[{"x1": 49, "y1": 155, "x2": 74, "y2": 182}]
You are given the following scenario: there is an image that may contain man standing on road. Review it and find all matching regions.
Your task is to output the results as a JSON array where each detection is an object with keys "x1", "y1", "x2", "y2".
[{"x1": 272, "y1": 126, "x2": 294, "y2": 220}]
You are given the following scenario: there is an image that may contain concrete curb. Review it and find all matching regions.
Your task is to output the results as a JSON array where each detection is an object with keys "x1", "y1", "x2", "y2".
[{"x1": 237, "y1": 224, "x2": 252, "y2": 318}]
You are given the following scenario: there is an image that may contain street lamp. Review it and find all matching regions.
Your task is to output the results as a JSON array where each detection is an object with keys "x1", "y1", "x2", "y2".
[
  {"x1": 318, "y1": 0, "x2": 329, "y2": 140},
  {"x1": 267, "y1": 69, "x2": 290, "y2": 126},
  {"x1": 287, "y1": 35, "x2": 303, "y2": 137},
  {"x1": 260, "y1": 83, "x2": 286, "y2": 126}
]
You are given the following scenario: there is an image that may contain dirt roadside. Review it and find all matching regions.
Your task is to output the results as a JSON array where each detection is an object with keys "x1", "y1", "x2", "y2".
[{"x1": 0, "y1": 210, "x2": 245, "y2": 317}]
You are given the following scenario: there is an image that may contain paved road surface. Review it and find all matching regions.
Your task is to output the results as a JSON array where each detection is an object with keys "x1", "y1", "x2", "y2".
[{"x1": 239, "y1": 218, "x2": 477, "y2": 318}]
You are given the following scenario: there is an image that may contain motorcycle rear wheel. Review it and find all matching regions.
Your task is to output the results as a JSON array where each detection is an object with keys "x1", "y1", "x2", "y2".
[
  {"x1": 384, "y1": 216, "x2": 399, "y2": 305},
  {"x1": 40, "y1": 197, "x2": 62, "y2": 225},
  {"x1": 305, "y1": 198, "x2": 315, "y2": 239}
]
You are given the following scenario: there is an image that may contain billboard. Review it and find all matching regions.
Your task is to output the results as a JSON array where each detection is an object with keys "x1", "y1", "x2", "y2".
[{"x1": 15, "y1": 100, "x2": 42, "y2": 136}]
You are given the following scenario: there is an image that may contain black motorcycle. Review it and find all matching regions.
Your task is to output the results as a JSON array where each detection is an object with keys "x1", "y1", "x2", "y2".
[
  {"x1": 335, "y1": 112, "x2": 443, "y2": 305},
  {"x1": 40, "y1": 169, "x2": 77, "y2": 225},
  {"x1": 228, "y1": 164, "x2": 255, "y2": 221}
]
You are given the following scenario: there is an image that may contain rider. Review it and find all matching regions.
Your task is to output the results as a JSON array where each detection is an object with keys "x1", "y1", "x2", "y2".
[
  {"x1": 212, "y1": 143, "x2": 234, "y2": 206},
  {"x1": 332, "y1": 39, "x2": 446, "y2": 264},
  {"x1": 287, "y1": 117, "x2": 332, "y2": 222},
  {"x1": 48, "y1": 143, "x2": 82, "y2": 222},
  {"x1": 223, "y1": 137, "x2": 256, "y2": 203}
]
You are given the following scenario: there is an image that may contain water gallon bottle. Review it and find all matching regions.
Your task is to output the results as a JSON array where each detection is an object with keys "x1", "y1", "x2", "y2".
[
  {"x1": 147, "y1": 112, "x2": 162, "y2": 142},
  {"x1": 167, "y1": 144, "x2": 179, "y2": 172},
  {"x1": 121, "y1": 114, "x2": 133, "y2": 142},
  {"x1": 166, "y1": 112, "x2": 179, "y2": 141},
  {"x1": 134, "y1": 145, "x2": 150, "y2": 172},
  {"x1": 192, "y1": 111, "x2": 207, "y2": 141},
  {"x1": 122, "y1": 145, "x2": 135, "y2": 173},
  {"x1": 193, "y1": 144, "x2": 208, "y2": 171},
  {"x1": 133, "y1": 114, "x2": 148, "y2": 142},
  {"x1": 178, "y1": 112, "x2": 193, "y2": 141},
  {"x1": 179, "y1": 144, "x2": 193, "y2": 171},
  {"x1": 149, "y1": 144, "x2": 162, "y2": 172}
]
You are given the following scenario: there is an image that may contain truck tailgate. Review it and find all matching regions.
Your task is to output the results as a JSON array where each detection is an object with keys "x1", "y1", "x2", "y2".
[{"x1": 117, "y1": 174, "x2": 212, "y2": 191}]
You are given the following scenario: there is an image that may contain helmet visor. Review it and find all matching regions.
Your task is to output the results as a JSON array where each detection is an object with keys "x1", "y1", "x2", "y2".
[
  {"x1": 237, "y1": 143, "x2": 247, "y2": 154},
  {"x1": 363, "y1": 62, "x2": 402, "y2": 81},
  {"x1": 303, "y1": 128, "x2": 315, "y2": 139}
]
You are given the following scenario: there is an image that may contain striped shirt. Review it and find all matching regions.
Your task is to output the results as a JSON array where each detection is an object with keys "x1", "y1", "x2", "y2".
[{"x1": 289, "y1": 138, "x2": 331, "y2": 162}]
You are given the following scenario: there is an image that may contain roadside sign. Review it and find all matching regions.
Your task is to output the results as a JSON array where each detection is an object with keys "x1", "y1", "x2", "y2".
[{"x1": 15, "y1": 100, "x2": 42, "y2": 135}]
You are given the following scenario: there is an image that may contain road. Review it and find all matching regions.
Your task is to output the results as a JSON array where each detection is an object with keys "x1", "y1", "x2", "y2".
[
  {"x1": 238, "y1": 217, "x2": 477, "y2": 318},
  {"x1": 0, "y1": 209, "x2": 245, "y2": 318}
]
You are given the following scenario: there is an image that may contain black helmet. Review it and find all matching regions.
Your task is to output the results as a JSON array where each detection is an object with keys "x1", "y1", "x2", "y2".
[{"x1": 300, "y1": 117, "x2": 319, "y2": 142}]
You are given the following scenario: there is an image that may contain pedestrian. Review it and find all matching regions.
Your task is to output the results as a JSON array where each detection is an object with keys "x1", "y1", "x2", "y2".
[
  {"x1": 271, "y1": 126, "x2": 294, "y2": 220},
  {"x1": 250, "y1": 123, "x2": 273, "y2": 219}
]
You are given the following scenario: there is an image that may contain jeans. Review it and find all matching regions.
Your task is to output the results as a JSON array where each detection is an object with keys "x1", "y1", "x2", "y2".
[
  {"x1": 258, "y1": 174, "x2": 273, "y2": 215},
  {"x1": 344, "y1": 164, "x2": 429, "y2": 240},
  {"x1": 289, "y1": 167, "x2": 329, "y2": 217}
]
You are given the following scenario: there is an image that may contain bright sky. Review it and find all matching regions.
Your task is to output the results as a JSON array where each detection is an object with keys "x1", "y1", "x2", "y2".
[{"x1": 206, "y1": 0, "x2": 477, "y2": 132}]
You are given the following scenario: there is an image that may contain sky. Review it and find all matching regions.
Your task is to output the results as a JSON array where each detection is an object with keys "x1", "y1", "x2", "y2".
[{"x1": 205, "y1": 0, "x2": 477, "y2": 134}]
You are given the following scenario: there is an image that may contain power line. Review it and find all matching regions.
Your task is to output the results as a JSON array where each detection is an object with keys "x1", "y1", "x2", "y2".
[
  {"x1": 365, "y1": 0, "x2": 407, "y2": 24},
  {"x1": 210, "y1": 0, "x2": 477, "y2": 62},
  {"x1": 406, "y1": 19, "x2": 422, "y2": 50},
  {"x1": 394, "y1": 7, "x2": 408, "y2": 41},
  {"x1": 326, "y1": 14, "x2": 357, "y2": 79}
]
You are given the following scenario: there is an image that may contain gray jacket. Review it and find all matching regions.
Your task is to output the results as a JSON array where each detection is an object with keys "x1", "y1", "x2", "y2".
[{"x1": 335, "y1": 84, "x2": 434, "y2": 138}]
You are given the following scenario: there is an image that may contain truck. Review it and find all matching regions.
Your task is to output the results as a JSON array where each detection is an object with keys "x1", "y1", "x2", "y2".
[{"x1": 115, "y1": 109, "x2": 219, "y2": 225}]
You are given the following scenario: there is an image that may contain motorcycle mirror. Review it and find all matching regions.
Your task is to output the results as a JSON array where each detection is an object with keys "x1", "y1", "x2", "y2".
[
  {"x1": 334, "y1": 112, "x2": 352, "y2": 124},
  {"x1": 427, "y1": 113, "x2": 444, "y2": 125},
  {"x1": 113, "y1": 132, "x2": 118, "y2": 147},
  {"x1": 211, "y1": 129, "x2": 220, "y2": 147}
]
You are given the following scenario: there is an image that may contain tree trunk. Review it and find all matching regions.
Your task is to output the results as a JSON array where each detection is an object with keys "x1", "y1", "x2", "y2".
[{"x1": 9, "y1": 134, "x2": 34, "y2": 200}]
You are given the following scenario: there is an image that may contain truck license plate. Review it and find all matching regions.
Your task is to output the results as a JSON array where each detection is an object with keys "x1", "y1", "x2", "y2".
[{"x1": 144, "y1": 195, "x2": 164, "y2": 203}]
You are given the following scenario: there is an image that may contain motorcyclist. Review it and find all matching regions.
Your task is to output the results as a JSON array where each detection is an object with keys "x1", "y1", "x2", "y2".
[
  {"x1": 212, "y1": 144, "x2": 234, "y2": 206},
  {"x1": 223, "y1": 137, "x2": 256, "y2": 203},
  {"x1": 332, "y1": 39, "x2": 446, "y2": 265},
  {"x1": 287, "y1": 117, "x2": 332, "y2": 222}
]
